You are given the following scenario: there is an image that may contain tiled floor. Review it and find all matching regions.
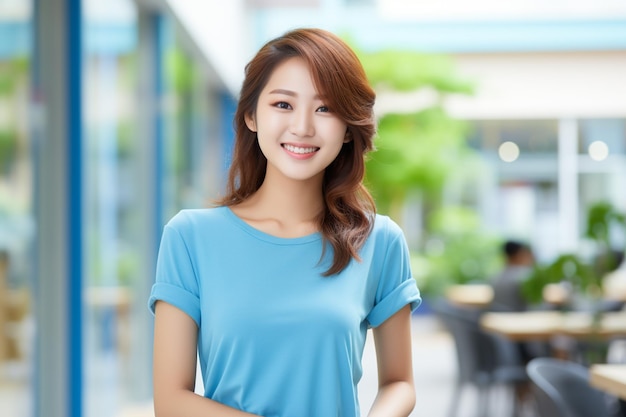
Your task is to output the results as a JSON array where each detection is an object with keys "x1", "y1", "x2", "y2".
[{"x1": 0, "y1": 315, "x2": 481, "y2": 417}]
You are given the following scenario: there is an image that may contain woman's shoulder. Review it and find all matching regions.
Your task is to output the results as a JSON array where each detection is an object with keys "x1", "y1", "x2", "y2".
[
  {"x1": 371, "y1": 213, "x2": 404, "y2": 241},
  {"x1": 362, "y1": 214, "x2": 407, "y2": 253},
  {"x1": 165, "y1": 206, "x2": 229, "y2": 232}
]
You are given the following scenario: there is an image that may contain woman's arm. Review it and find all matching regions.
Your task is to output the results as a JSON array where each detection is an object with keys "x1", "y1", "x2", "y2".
[
  {"x1": 153, "y1": 301, "x2": 262, "y2": 417},
  {"x1": 367, "y1": 305, "x2": 416, "y2": 417}
]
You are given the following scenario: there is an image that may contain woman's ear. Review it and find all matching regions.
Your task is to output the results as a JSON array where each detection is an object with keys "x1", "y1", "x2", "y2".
[
  {"x1": 245, "y1": 114, "x2": 257, "y2": 132},
  {"x1": 343, "y1": 129, "x2": 352, "y2": 143}
]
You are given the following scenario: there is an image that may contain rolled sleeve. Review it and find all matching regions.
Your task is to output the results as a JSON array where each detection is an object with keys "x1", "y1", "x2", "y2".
[
  {"x1": 367, "y1": 279, "x2": 421, "y2": 327},
  {"x1": 366, "y1": 218, "x2": 422, "y2": 328},
  {"x1": 149, "y1": 283, "x2": 201, "y2": 327},
  {"x1": 148, "y1": 215, "x2": 201, "y2": 327}
]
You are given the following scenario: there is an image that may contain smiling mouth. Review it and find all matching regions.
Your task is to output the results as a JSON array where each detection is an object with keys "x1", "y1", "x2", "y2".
[{"x1": 282, "y1": 144, "x2": 320, "y2": 154}]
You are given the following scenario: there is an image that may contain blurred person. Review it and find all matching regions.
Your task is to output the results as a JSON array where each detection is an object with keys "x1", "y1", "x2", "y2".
[
  {"x1": 489, "y1": 240, "x2": 546, "y2": 365},
  {"x1": 149, "y1": 28, "x2": 421, "y2": 417},
  {"x1": 490, "y1": 240, "x2": 535, "y2": 313},
  {"x1": 488, "y1": 240, "x2": 539, "y2": 410}
]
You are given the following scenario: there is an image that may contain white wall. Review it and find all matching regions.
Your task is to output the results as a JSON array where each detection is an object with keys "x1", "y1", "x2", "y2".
[
  {"x1": 445, "y1": 51, "x2": 626, "y2": 120},
  {"x1": 165, "y1": 0, "x2": 252, "y2": 95}
]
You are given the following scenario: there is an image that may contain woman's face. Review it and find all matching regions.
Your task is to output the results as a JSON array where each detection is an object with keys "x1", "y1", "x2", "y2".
[{"x1": 245, "y1": 57, "x2": 348, "y2": 184}]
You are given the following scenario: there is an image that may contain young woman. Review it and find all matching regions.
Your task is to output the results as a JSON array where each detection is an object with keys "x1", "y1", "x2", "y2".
[{"x1": 150, "y1": 28, "x2": 421, "y2": 417}]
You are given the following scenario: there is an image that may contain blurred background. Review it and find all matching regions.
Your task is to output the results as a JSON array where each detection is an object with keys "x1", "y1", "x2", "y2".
[{"x1": 1, "y1": 0, "x2": 625, "y2": 416}]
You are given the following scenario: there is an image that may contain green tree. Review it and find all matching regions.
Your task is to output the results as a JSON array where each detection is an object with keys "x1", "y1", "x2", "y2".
[
  {"x1": 414, "y1": 206, "x2": 502, "y2": 296},
  {"x1": 354, "y1": 48, "x2": 474, "y2": 218},
  {"x1": 349, "y1": 46, "x2": 506, "y2": 296},
  {"x1": 0, "y1": 57, "x2": 28, "y2": 174}
]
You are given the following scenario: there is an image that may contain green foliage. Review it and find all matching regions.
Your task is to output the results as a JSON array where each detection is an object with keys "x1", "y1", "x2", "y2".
[
  {"x1": 414, "y1": 206, "x2": 502, "y2": 296},
  {"x1": 357, "y1": 49, "x2": 474, "y2": 94},
  {"x1": 166, "y1": 47, "x2": 194, "y2": 93},
  {"x1": 522, "y1": 202, "x2": 626, "y2": 304},
  {"x1": 349, "y1": 45, "x2": 476, "y2": 214},
  {"x1": 116, "y1": 120, "x2": 135, "y2": 160},
  {"x1": 365, "y1": 108, "x2": 470, "y2": 212},
  {"x1": 0, "y1": 57, "x2": 28, "y2": 95},
  {"x1": 0, "y1": 130, "x2": 17, "y2": 174},
  {"x1": 585, "y1": 201, "x2": 626, "y2": 245},
  {"x1": 345, "y1": 42, "x2": 503, "y2": 295},
  {"x1": 0, "y1": 58, "x2": 28, "y2": 174},
  {"x1": 522, "y1": 254, "x2": 596, "y2": 304},
  {"x1": 117, "y1": 251, "x2": 139, "y2": 286}
]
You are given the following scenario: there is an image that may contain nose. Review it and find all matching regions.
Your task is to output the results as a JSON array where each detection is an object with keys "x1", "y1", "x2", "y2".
[{"x1": 289, "y1": 108, "x2": 315, "y2": 137}]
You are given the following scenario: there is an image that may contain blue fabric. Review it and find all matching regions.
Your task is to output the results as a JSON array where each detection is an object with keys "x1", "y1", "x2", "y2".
[{"x1": 149, "y1": 206, "x2": 421, "y2": 417}]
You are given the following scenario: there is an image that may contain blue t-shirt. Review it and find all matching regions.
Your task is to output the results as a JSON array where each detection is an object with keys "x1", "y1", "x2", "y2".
[{"x1": 149, "y1": 206, "x2": 421, "y2": 417}]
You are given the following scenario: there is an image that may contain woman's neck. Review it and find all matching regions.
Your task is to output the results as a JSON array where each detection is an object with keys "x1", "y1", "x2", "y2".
[{"x1": 230, "y1": 174, "x2": 325, "y2": 238}]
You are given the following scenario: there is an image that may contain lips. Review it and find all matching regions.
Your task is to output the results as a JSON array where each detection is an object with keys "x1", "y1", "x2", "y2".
[{"x1": 281, "y1": 143, "x2": 320, "y2": 155}]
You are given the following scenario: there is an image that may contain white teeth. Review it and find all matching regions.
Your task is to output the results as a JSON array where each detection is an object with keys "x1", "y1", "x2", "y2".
[{"x1": 283, "y1": 144, "x2": 318, "y2": 154}]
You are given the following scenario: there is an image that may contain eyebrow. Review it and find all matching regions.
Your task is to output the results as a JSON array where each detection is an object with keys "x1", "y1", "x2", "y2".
[{"x1": 268, "y1": 89, "x2": 323, "y2": 100}]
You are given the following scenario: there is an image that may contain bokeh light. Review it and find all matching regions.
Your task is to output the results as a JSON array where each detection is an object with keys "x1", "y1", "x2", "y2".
[
  {"x1": 588, "y1": 140, "x2": 609, "y2": 161},
  {"x1": 498, "y1": 141, "x2": 520, "y2": 162}
]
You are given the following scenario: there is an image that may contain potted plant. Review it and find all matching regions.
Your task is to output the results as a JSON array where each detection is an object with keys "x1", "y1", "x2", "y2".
[{"x1": 522, "y1": 202, "x2": 626, "y2": 318}]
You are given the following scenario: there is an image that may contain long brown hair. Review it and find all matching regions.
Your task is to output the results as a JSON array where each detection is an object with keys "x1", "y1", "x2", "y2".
[{"x1": 218, "y1": 28, "x2": 377, "y2": 276}]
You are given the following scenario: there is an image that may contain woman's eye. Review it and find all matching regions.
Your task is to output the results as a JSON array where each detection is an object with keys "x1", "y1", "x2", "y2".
[
  {"x1": 275, "y1": 102, "x2": 291, "y2": 110},
  {"x1": 317, "y1": 105, "x2": 329, "y2": 113}
]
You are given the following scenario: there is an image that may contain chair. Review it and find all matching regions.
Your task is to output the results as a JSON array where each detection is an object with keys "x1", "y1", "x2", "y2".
[
  {"x1": 432, "y1": 299, "x2": 528, "y2": 417},
  {"x1": 526, "y1": 357, "x2": 612, "y2": 417}
]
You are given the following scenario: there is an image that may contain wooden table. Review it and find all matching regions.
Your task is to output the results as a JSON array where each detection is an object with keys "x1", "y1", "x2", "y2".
[
  {"x1": 590, "y1": 364, "x2": 626, "y2": 400},
  {"x1": 480, "y1": 310, "x2": 626, "y2": 342},
  {"x1": 444, "y1": 283, "x2": 574, "y2": 309},
  {"x1": 445, "y1": 284, "x2": 493, "y2": 308}
]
